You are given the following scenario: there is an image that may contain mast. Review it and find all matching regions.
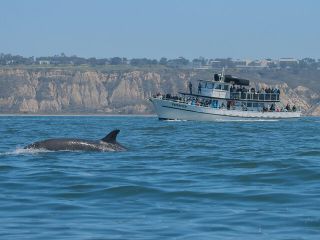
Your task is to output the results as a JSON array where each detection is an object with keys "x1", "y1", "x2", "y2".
[{"x1": 221, "y1": 67, "x2": 225, "y2": 81}]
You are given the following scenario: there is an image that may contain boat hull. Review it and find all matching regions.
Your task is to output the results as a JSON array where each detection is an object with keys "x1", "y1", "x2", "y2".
[{"x1": 150, "y1": 98, "x2": 301, "y2": 121}]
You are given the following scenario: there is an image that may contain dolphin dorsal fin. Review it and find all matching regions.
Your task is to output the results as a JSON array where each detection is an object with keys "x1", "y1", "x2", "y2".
[{"x1": 101, "y1": 129, "x2": 120, "y2": 143}]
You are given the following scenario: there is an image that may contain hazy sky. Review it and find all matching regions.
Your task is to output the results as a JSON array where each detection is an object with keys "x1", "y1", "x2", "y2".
[{"x1": 1, "y1": 0, "x2": 319, "y2": 59}]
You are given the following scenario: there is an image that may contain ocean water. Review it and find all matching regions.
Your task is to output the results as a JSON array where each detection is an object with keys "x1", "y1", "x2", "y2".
[{"x1": 0, "y1": 116, "x2": 319, "y2": 239}]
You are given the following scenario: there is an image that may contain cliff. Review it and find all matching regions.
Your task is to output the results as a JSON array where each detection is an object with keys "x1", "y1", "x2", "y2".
[{"x1": 0, "y1": 67, "x2": 319, "y2": 115}]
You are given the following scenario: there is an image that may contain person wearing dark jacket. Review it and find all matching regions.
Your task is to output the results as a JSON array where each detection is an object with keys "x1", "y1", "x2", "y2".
[{"x1": 188, "y1": 82, "x2": 193, "y2": 94}]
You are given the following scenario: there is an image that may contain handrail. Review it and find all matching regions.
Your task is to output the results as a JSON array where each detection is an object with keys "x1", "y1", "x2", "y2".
[
  {"x1": 230, "y1": 92, "x2": 279, "y2": 101},
  {"x1": 153, "y1": 96, "x2": 300, "y2": 112}
]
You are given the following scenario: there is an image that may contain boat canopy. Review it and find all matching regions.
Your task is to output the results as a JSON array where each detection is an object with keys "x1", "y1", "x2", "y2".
[{"x1": 224, "y1": 75, "x2": 250, "y2": 86}]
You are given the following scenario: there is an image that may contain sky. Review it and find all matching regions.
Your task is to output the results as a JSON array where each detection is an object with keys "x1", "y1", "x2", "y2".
[{"x1": 0, "y1": 0, "x2": 319, "y2": 59}]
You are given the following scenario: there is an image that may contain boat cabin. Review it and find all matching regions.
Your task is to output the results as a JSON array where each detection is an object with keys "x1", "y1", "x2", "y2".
[
  {"x1": 199, "y1": 80, "x2": 231, "y2": 99},
  {"x1": 197, "y1": 73, "x2": 249, "y2": 99},
  {"x1": 196, "y1": 74, "x2": 279, "y2": 102}
]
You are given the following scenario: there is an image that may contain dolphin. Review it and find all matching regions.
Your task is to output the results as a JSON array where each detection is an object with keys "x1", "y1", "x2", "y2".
[{"x1": 24, "y1": 129, "x2": 126, "y2": 152}]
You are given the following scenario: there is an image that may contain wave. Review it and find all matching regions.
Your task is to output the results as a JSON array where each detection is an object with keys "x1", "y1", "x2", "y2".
[
  {"x1": 95, "y1": 185, "x2": 164, "y2": 197},
  {"x1": 162, "y1": 119, "x2": 187, "y2": 122},
  {"x1": 0, "y1": 147, "x2": 117, "y2": 155},
  {"x1": 1, "y1": 147, "x2": 54, "y2": 155},
  {"x1": 215, "y1": 119, "x2": 280, "y2": 122}
]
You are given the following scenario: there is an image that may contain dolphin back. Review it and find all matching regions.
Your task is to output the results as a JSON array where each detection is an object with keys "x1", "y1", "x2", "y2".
[
  {"x1": 24, "y1": 129, "x2": 126, "y2": 152},
  {"x1": 101, "y1": 129, "x2": 120, "y2": 143},
  {"x1": 24, "y1": 139, "x2": 102, "y2": 151}
]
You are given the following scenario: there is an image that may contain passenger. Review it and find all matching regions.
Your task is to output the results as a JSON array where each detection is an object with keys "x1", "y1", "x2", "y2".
[
  {"x1": 270, "y1": 103, "x2": 275, "y2": 111},
  {"x1": 198, "y1": 82, "x2": 202, "y2": 94},
  {"x1": 188, "y1": 82, "x2": 193, "y2": 94},
  {"x1": 285, "y1": 104, "x2": 291, "y2": 111},
  {"x1": 233, "y1": 86, "x2": 237, "y2": 92},
  {"x1": 292, "y1": 105, "x2": 297, "y2": 112},
  {"x1": 242, "y1": 103, "x2": 247, "y2": 111}
]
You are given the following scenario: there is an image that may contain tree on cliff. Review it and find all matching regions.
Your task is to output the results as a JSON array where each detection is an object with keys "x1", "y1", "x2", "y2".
[
  {"x1": 159, "y1": 57, "x2": 168, "y2": 65},
  {"x1": 110, "y1": 57, "x2": 123, "y2": 65}
]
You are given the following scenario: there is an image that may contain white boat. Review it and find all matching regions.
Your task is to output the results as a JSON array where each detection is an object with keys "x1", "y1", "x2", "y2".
[{"x1": 150, "y1": 71, "x2": 301, "y2": 121}]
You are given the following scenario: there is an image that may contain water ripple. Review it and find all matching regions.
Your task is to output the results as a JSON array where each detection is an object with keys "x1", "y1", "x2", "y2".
[{"x1": 0, "y1": 116, "x2": 319, "y2": 239}]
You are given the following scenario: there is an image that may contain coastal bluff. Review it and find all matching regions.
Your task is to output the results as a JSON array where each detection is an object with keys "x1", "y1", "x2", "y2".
[{"x1": 0, "y1": 67, "x2": 319, "y2": 115}]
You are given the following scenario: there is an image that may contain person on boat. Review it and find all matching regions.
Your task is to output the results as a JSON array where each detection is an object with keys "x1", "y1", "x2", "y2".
[
  {"x1": 227, "y1": 101, "x2": 231, "y2": 110},
  {"x1": 270, "y1": 103, "x2": 275, "y2": 111},
  {"x1": 292, "y1": 105, "x2": 297, "y2": 112},
  {"x1": 263, "y1": 106, "x2": 267, "y2": 112},
  {"x1": 188, "y1": 82, "x2": 193, "y2": 94},
  {"x1": 198, "y1": 82, "x2": 202, "y2": 94},
  {"x1": 285, "y1": 104, "x2": 291, "y2": 111}
]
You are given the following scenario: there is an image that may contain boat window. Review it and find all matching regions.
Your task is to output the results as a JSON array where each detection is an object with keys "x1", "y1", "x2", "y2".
[
  {"x1": 223, "y1": 85, "x2": 229, "y2": 91},
  {"x1": 253, "y1": 103, "x2": 258, "y2": 108},
  {"x1": 247, "y1": 102, "x2": 253, "y2": 108},
  {"x1": 215, "y1": 84, "x2": 222, "y2": 90},
  {"x1": 211, "y1": 100, "x2": 218, "y2": 108},
  {"x1": 206, "y1": 82, "x2": 213, "y2": 89},
  {"x1": 235, "y1": 102, "x2": 242, "y2": 107}
]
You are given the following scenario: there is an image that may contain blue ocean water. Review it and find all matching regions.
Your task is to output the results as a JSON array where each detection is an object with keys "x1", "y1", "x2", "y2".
[{"x1": 0, "y1": 116, "x2": 319, "y2": 239}]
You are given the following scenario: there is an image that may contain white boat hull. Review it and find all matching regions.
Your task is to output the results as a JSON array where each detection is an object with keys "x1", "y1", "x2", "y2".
[{"x1": 150, "y1": 98, "x2": 301, "y2": 121}]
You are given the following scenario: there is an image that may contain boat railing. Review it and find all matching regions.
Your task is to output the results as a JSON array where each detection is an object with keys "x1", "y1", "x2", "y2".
[
  {"x1": 159, "y1": 95, "x2": 185, "y2": 103},
  {"x1": 160, "y1": 95, "x2": 208, "y2": 106},
  {"x1": 230, "y1": 92, "x2": 280, "y2": 101},
  {"x1": 154, "y1": 95, "x2": 300, "y2": 113}
]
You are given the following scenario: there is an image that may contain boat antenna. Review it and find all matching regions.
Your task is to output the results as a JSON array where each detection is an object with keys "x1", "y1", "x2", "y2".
[{"x1": 221, "y1": 67, "x2": 225, "y2": 81}]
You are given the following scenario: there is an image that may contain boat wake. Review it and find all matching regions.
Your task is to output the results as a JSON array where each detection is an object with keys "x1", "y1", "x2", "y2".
[
  {"x1": 215, "y1": 119, "x2": 280, "y2": 122},
  {"x1": 0, "y1": 148, "x2": 54, "y2": 156},
  {"x1": 163, "y1": 119, "x2": 187, "y2": 122}
]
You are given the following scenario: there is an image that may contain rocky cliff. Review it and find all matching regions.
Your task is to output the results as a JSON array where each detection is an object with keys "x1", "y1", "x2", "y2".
[{"x1": 0, "y1": 67, "x2": 319, "y2": 115}]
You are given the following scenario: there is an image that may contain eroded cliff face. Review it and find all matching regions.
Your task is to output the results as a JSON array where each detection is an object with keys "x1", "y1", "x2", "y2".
[
  {"x1": 0, "y1": 68, "x2": 187, "y2": 114},
  {"x1": 0, "y1": 68, "x2": 319, "y2": 115}
]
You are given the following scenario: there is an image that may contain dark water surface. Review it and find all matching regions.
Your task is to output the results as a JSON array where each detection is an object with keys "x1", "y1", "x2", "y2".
[{"x1": 0, "y1": 116, "x2": 319, "y2": 239}]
